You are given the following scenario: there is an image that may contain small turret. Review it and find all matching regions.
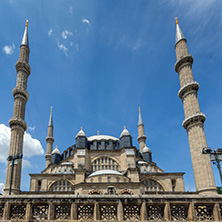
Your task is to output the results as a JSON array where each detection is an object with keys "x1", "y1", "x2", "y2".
[
  {"x1": 142, "y1": 145, "x2": 152, "y2": 163},
  {"x1": 51, "y1": 146, "x2": 61, "y2": 164},
  {"x1": 75, "y1": 127, "x2": 87, "y2": 148},
  {"x1": 119, "y1": 126, "x2": 132, "y2": 149}
]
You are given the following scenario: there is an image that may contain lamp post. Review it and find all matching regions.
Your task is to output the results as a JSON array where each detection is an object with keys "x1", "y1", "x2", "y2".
[
  {"x1": 7, "y1": 153, "x2": 23, "y2": 195},
  {"x1": 202, "y1": 147, "x2": 222, "y2": 185}
]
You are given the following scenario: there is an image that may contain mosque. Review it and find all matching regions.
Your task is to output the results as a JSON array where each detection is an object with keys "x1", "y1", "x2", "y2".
[{"x1": 0, "y1": 19, "x2": 222, "y2": 221}]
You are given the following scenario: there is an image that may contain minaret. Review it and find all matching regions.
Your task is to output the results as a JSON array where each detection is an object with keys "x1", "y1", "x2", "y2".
[
  {"x1": 4, "y1": 20, "x2": 31, "y2": 195},
  {"x1": 45, "y1": 107, "x2": 54, "y2": 168},
  {"x1": 174, "y1": 18, "x2": 216, "y2": 194},
  {"x1": 137, "y1": 107, "x2": 147, "y2": 153}
]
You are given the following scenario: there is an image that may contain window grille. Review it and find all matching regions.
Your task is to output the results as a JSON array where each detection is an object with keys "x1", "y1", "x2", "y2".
[
  {"x1": 142, "y1": 179, "x2": 164, "y2": 192},
  {"x1": 50, "y1": 180, "x2": 74, "y2": 192},
  {"x1": 91, "y1": 157, "x2": 119, "y2": 172}
]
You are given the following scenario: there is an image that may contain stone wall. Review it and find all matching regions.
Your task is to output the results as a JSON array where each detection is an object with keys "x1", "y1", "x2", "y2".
[{"x1": 0, "y1": 194, "x2": 222, "y2": 221}]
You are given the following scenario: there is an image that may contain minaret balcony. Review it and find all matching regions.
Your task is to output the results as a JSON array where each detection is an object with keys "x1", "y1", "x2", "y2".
[
  {"x1": 182, "y1": 112, "x2": 206, "y2": 130},
  {"x1": 9, "y1": 117, "x2": 27, "y2": 131},
  {"x1": 178, "y1": 81, "x2": 199, "y2": 100},
  {"x1": 15, "y1": 61, "x2": 31, "y2": 75},
  {"x1": 175, "y1": 54, "x2": 193, "y2": 73},
  {"x1": 12, "y1": 88, "x2": 29, "y2": 101}
]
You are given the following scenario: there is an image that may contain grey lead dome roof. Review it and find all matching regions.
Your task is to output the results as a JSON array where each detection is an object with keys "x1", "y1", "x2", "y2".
[
  {"x1": 88, "y1": 135, "x2": 118, "y2": 141},
  {"x1": 120, "y1": 127, "x2": 131, "y2": 138},
  {"x1": 88, "y1": 170, "x2": 122, "y2": 178}
]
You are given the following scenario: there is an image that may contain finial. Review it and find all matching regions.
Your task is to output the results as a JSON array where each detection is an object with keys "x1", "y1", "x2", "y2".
[
  {"x1": 81, "y1": 126, "x2": 83, "y2": 130},
  {"x1": 21, "y1": 19, "x2": 29, "y2": 47},
  {"x1": 51, "y1": 106, "x2": 53, "y2": 112},
  {"x1": 124, "y1": 125, "x2": 126, "y2": 129},
  {"x1": 56, "y1": 145, "x2": 57, "y2": 149},
  {"x1": 26, "y1": 20, "x2": 28, "y2": 27},
  {"x1": 175, "y1": 17, "x2": 178, "y2": 25},
  {"x1": 139, "y1": 107, "x2": 141, "y2": 112},
  {"x1": 97, "y1": 131, "x2": 99, "y2": 135}
]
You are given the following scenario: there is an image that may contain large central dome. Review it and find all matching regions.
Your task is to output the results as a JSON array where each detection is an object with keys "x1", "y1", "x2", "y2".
[{"x1": 87, "y1": 135, "x2": 119, "y2": 141}]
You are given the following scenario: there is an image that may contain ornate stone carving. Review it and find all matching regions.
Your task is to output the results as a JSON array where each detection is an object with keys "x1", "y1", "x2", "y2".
[
  {"x1": 33, "y1": 204, "x2": 48, "y2": 220},
  {"x1": 0, "y1": 204, "x2": 4, "y2": 219},
  {"x1": 10, "y1": 204, "x2": 26, "y2": 219},
  {"x1": 195, "y1": 205, "x2": 213, "y2": 221},
  {"x1": 55, "y1": 204, "x2": 71, "y2": 220},
  {"x1": 123, "y1": 205, "x2": 140, "y2": 220},
  {"x1": 77, "y1": 204, "x2": 94, "y2": 220},
  {"x1": 147, "y1": 204, "x2": 164, "y2": 221},
  {"x1": 100, "y1": 205, "x2": 117, "y2": 220},
  {"x1": 171, "y1": 204, "x2": 188, "y2": 221}
]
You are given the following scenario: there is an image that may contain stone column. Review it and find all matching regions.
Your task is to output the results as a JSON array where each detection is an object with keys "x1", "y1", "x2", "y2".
[
  {"x1": 48, "y1": 202, "x2": 54, "y2": 220},
  {"x1": 3, "y1": 202, "x2": 10, "y2": 220},
  {"x1": 25, "y1": 202, "x2": 32, "y2": 220},
  {"x1": 188, "y1": 202, "x2": 195, "y2": 221},
  {"x1": 213, "y1": 203, "x2": 221, "y2": 221},
  {"x1": 71, "y1": 202, "x2": 77, "y2": 220},
  {"x1": 93, "y1": 202, "x2": 100, "y2": 220},
  {"x1": 140, "y1": 201, "x2": 147, "y2": 221},
  {"x1": 164, "y1": 202, "x2": 171, "y2": 221},
  {"x1": 117, "y1": 200, "x2": 124, "y2": 221}
]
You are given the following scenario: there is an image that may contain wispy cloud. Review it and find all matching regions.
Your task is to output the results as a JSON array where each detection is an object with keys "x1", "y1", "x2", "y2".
[
  {"x1": 82, "y1": 18, "x2": 90, "y2": 25},
  {"x1": 22, "y1": 159, "x2": 32, "y2": 168},
  {"x1": 61, "y1": 30, "x2": 73, "y2": 39},
  {"x1": 28, "y1": 126, "x2": 36, "y2": 131},
  {"x1": 57, "y1": 42, "x2": 68, "y2": 56},
  {"x1": 69, "y1": 6, "x2": 73, "y2": 14},
  {"x1": 2, "y1": 43, "x2": 15, "y2": 55},
  {"x1": 0, "y1": 124, "x2": 44, "y2": 163},
  {"x1": 48, "y1": 28, "x2": 53, "y2": 37}
]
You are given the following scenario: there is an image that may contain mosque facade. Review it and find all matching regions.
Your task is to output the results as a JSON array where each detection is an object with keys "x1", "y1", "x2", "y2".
[{"x1": 0, "y1": 19, "x2": 222, "y2": 221}]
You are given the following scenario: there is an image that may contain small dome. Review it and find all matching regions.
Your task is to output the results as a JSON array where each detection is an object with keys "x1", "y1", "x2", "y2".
[
  {"x1": 52, "y1": 146, "x2": 60, "y2": 155},
  {"x1": 88, "y1": 135, "x2": 118, "y2": 142},
  {"x1": 120, "y1": 126, "x2": 131, "y2": 138},
  {"x1": 142, "y1": 146, "x2": 151, "y2": 153},
  {"x1": 75, "y1": 127, "x2": 86, "y2": 138},
  {"x1": 88, "y1": 170, "x2": 122, "y2": 178}
]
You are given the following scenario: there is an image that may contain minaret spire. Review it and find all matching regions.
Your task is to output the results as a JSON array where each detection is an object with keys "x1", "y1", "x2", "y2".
[
  {"x1": 174, "y1": 18, "x2": 216, "y2": 194},
  {"x1": 4, "y1": 21, "x2": 31, "y2": 195},
  {"x1": 137, "y1": 107, "x2": 147, "y2": 153},
  {"x1": 175, "y1": 18, "x2": 186, "y2": 45},
  {"x1": 45, "y1": 107, "x2": 54, "y2": 168},
  {"x1": 21, "y1": 20, "x2": 29, "y2": 47}
]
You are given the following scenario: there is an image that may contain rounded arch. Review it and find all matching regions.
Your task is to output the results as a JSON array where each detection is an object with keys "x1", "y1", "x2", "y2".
[
  {"x1": 91, "y1": 156, "x2": 120, "y2": 172},
  {"x1": 142, "y1": 179, "x2": 164, "y2": 192},
  {"x1": 48, "y1": 179, "x2": 74, "y2": 192}
]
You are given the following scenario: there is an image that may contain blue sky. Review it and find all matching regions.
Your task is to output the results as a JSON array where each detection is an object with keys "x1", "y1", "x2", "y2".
[{"x1": 0, "y1": 0, "x2": 222, "y2": 193}]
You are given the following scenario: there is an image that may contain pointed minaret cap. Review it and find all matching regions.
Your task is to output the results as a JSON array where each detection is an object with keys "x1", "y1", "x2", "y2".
[
  {"x1": 120, "y1": 126, "x2": 131, "y2": 138},
  {"x1": 75, "y1": 127, "x2": 86, "y2": 138},
  {"x1": 175, "y1": 17, "x2": 186, "y2": 45},
  {"x1": 52, "y1": 145, "x2": 60, "y2": 154},
  {"x1": 48, "y1": 106, "x2": 53, "y2": 127},
  {"x1": 138, "y1": 107, "x2": 143, "y2": 126},
  {"x1": 21, "y1": 20, "x2": 29, "y2": 48}
]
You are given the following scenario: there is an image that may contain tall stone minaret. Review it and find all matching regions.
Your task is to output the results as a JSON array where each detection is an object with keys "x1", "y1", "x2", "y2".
[
  {"x1": 137, "y1": 107, "x2": 147, "y2": 153},
  {"x1": 4, "y1": 20, "x2": 31, "y2": 195},
  {"x1": 174, "y1": 18, "x2": 216, "y2": 194},
  {"x1": 45, "y1": 107, "x2": 54, "y2": 168}
]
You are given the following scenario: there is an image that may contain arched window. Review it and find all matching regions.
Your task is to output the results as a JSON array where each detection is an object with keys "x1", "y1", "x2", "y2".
[
  {"x1": 142, "y1": 179, "x2": 163, "y2": 192},
  {"x1": 91, "y1": 157, "x2": 119, "y2": 172},
  {"x1": 50, "y1": 180, "x2": 74, "y2": 192}
]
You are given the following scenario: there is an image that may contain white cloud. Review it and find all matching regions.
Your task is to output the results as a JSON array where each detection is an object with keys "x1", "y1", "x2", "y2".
[
  {"x1": 57, "y1": 42, "x2": 68, "y2": 56},
  {"x1": 2, "y1": 43, "x2": 15, "y2": 55},
  {"x1": 48, "y1": 28, "x2": 53, "y2": 37},
  {"x1": 0, "y1": 183, "x2": 4, "y2": 194},
  {"x1": 22, "y1": 159, "x2": 32, "y2": 168},
  {"x1": 69, "y1": 6, "x2": 73, "y2": 14},
  {"x1": 82, "y1": 18, "x2": 90, "y2": 25},
  {"x1": 28, "y1": 126, "x2": 36, "y2": 131},
  {"x1": 0, "y1": 124, "x2": 44, "y2": 163},
  {"x1": 61, "y1": 30, "x2": 73, "y2": 39}
]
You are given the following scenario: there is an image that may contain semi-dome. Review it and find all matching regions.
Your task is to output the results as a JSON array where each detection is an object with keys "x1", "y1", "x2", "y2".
[
  {"x1": 88, "y1": 170, "x2": 122, "y2": 178},
  {"x1": 88, "y1": 135, "x2": 118, "y2": 142},
  {"x1": 120, "y1": 126, "x2": 131, "y2": 138},
  {"x1": 75, "y1": 127, "x2": 86, "y2": 138},
  {"x1": 142, "y1": 146, "x2": 151, "y2": 153}
]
